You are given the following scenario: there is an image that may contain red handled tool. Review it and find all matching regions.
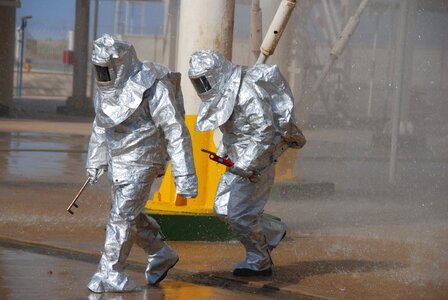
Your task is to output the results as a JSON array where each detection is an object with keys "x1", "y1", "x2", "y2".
[
  {"x1": 201, "y1": 149, "x2": 234, "y2": 167},
  {"x1": 201, "y1": 149, "x2": 259, "y2": 183}
]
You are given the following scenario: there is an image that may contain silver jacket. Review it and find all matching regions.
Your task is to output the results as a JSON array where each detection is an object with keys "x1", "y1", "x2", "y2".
[
  {"x1": 191, "y1": 50, "x2": 305, "y2": 173},
  {"x1": 87, "y1": 34, "x2": 197, "y2": 196}
]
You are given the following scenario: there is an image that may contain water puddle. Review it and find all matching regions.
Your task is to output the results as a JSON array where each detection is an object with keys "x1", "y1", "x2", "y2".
[{"x1": 0, "y1": 132, "x2": 88, "y2": 182}]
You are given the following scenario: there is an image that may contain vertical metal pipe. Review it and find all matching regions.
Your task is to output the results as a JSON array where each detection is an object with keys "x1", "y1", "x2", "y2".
[
  {"x1": 141, "y1": 2, "x2": 145, "y2": 35},
  {"x1": 250, "y1": 0, "x2": 262, "y2": 62},
  {"x1": 114, "y1": 0, "x2": 119, "y2": 35},
  {"x1": 0, "y1": 2, "x2": 16, "y2": 115},
  {"x1": 125, "y1": 1, "x2": 129, "y2": 34},
  {"x1": 16, "y1": 16, "x2": 31, "y2": 98},
  {"x1": 389, "y1": 0, "x2": 409, "y2": 184},
  {"x1": 17, "y1": 18, "x2": 25, "y2": 97},
  {"x1": 328, "y1": 0, "x2": 342, "y2": 34},
  {"x1": 312, "y1": 57, "x2": 334, "y2": 92},
  {"x1": 312, "y1": 0, "x2": 369, "y2": 92},
  {"x1": 221, "y1": 1, "x2": 236, "y2": 59},
  {"x1": 321, "y1": 0, "x2": 337, "y2": 44},
  {"x1": 256, "y1": 0, "x2": 296, "y2": 64},
  {"x1": 67, "y1": 0, "x2": 90, "y2": 111},
  {"x1": 383, "y1": 4, "x2": 396, "y2": 122},
  {"x1": 341, "y1": 1, "x2": 354, "y2": 96},
  {"x1": 16, "y1": 25, "x2": 24, "y2": 97},
  {"x1": 154, "y1": 26, "x2": 158, "y2": 62},
  {"x1": 367, "y1": 13, "x2": 380, "y2": 117},
  {"x1": 89, "y1": 0, "x2": 99, "y2": 99},
  {"x1": 397, "y1": 0, "x2": 417, "y2": 131},
  {"x1": 162, "y1": 0, "x2": 180, "y2": 69},
  {"x1": 93, "y1": 0, "x2": 99, "y2": 46}
]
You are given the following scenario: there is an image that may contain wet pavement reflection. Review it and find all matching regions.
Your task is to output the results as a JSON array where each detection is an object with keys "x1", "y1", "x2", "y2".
[
  {"x1": 0, "y1": 246, "x2": 275, "y2": 300},
  {"x1": 0, "y1": 132, "x2": 88, "y2": 183}
]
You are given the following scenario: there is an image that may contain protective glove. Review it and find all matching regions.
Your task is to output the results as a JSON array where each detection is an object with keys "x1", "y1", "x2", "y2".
[
  {"x1": 216, "y1": 142, "x2": 227, "y2": 158},
  {"x1": 86, "y1": 167, "x2": 106, "y2": 185},
  {"x1": 229, "y1": 166, "x2": 260, "y2": 183}
]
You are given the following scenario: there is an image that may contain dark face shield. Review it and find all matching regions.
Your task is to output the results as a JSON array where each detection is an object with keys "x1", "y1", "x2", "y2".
[
  {"x1": 94, "y1": 65, "x2": 111, "y2": 82},
  {"x1": 190, "y1": 76, "x2": 212, "y2": 94}
]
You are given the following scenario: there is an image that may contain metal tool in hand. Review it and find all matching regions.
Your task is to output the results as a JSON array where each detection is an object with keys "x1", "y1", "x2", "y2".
[
  {"x1": 201, "y1": 148, "x2": 234, "y2": 167},
  {"x1": 201, "y1": 149, "x2": 259, "y2": 183},
  {"x1": 66, "y1": 177, "x2": 90, "y2": 215}
]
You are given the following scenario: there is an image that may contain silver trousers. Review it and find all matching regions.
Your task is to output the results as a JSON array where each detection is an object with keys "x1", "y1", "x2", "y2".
[
  {"x1": 214, "y1": 164, "x2": 286, "y2": 271},
  {"x1": 87, "y1": 175, "x2": 178, "y2": 293}
]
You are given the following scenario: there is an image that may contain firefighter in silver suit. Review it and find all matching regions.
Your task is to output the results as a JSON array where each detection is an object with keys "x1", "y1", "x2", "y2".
[
  {"x1": 86, "y1": 34, "x2": 197, "y2": 293},
  {"x1": 189, "y1": 50, "x2": 305, "y2": 276}
]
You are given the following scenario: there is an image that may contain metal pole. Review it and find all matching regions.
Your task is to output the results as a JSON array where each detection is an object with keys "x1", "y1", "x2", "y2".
[
  {"x1": 0, "y1": 2, "x2": 17, "y2": 116},
  {"x1": 114, "y1": 0, "x2": 119, "y2": 35},
  {"x1": 15, "y1": 26, "x2": 23, "y2": 97},
  {"x1": 162, "y1": 0, "x2": 180, "y2": 69},
  {"x1": 389, "y1": 0, "x2": 409, "y2": 184},
  {"x1": 16, "y1": 16, "x2": 31, "y2": 98},
  {"x1": 17, "y1": 19, "x2": 24, "y2": 97},
  {"x1": 312, "y1": 0, "x2": 369, "y2": 92},
  {"x1": 17, "y1": 21, "x2": 24, "y2": 97},
  {"x1": 154, "y1": 26, "x2": 158, "y2": 62},
  {"x1": 89, "y1": 0, "x2": 99, "y2": 99},
  {"x1": 250, "y1": 0, "x2": 262, "y2": 62},
  {"x1": 67, "y1": 0, "x2": 90, "y2": 111},
  {"x1": 367, "y1": 13, "x2": 380, "y2": 117},
  {"x1": 397, "y1": 0, "x2": 417, "y2": 131},
  {"x1": 125, "y1": 1, "x2": 129, "y2": 34},
  {"x1": 140, "y1": 2, "x2": 145, "y2": 35},
  {"x1": 256, "y1": 0, "x2": 296, "y2": 64},
  {"x1": 383, "y1": 4, "x2": 395, "y2": 122},
  {"x1": 321, "y1": 0, "x2": 337, "y2": 44},
  {"x1": 93, "y1": 0, "x2": 99, "y2": 41},
  {"x1": 328, "y1": 0, "x2": 342, "y2": 34}
]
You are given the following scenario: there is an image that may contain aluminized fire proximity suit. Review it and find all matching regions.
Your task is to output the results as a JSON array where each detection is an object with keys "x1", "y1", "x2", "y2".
[
  {"x1": 86, "y1": 34, "x2": 197, "y2": 293},
  {"x1": 189, "y1": 50, "x2": 305, "y2": 276}
]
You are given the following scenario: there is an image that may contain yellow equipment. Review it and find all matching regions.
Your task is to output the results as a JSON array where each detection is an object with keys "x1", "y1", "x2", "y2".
[{"x1": 146, "y1": 115, "x2": 225, "y2": 215}]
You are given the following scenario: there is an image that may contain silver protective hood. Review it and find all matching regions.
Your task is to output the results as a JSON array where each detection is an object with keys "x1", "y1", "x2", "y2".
[
  {"x1": 92, "y1": 34, "x2": 159, "y2": 128},
  {"x1": 188, "y1": 50, "x2": 242, "y2": 132}
]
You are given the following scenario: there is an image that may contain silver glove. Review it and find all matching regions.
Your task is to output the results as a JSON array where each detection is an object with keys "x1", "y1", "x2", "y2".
[{"x1": 86, "y1": 167, "x2": 106, "y2": 184}]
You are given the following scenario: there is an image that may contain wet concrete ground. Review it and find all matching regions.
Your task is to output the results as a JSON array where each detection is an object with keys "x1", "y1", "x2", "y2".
[
  {"x1": 1, "y1": 101, "x2": 448, "y2": 299},
  {"x1": 0, "y1": 245, "x2": 279, "y2": 300}
]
